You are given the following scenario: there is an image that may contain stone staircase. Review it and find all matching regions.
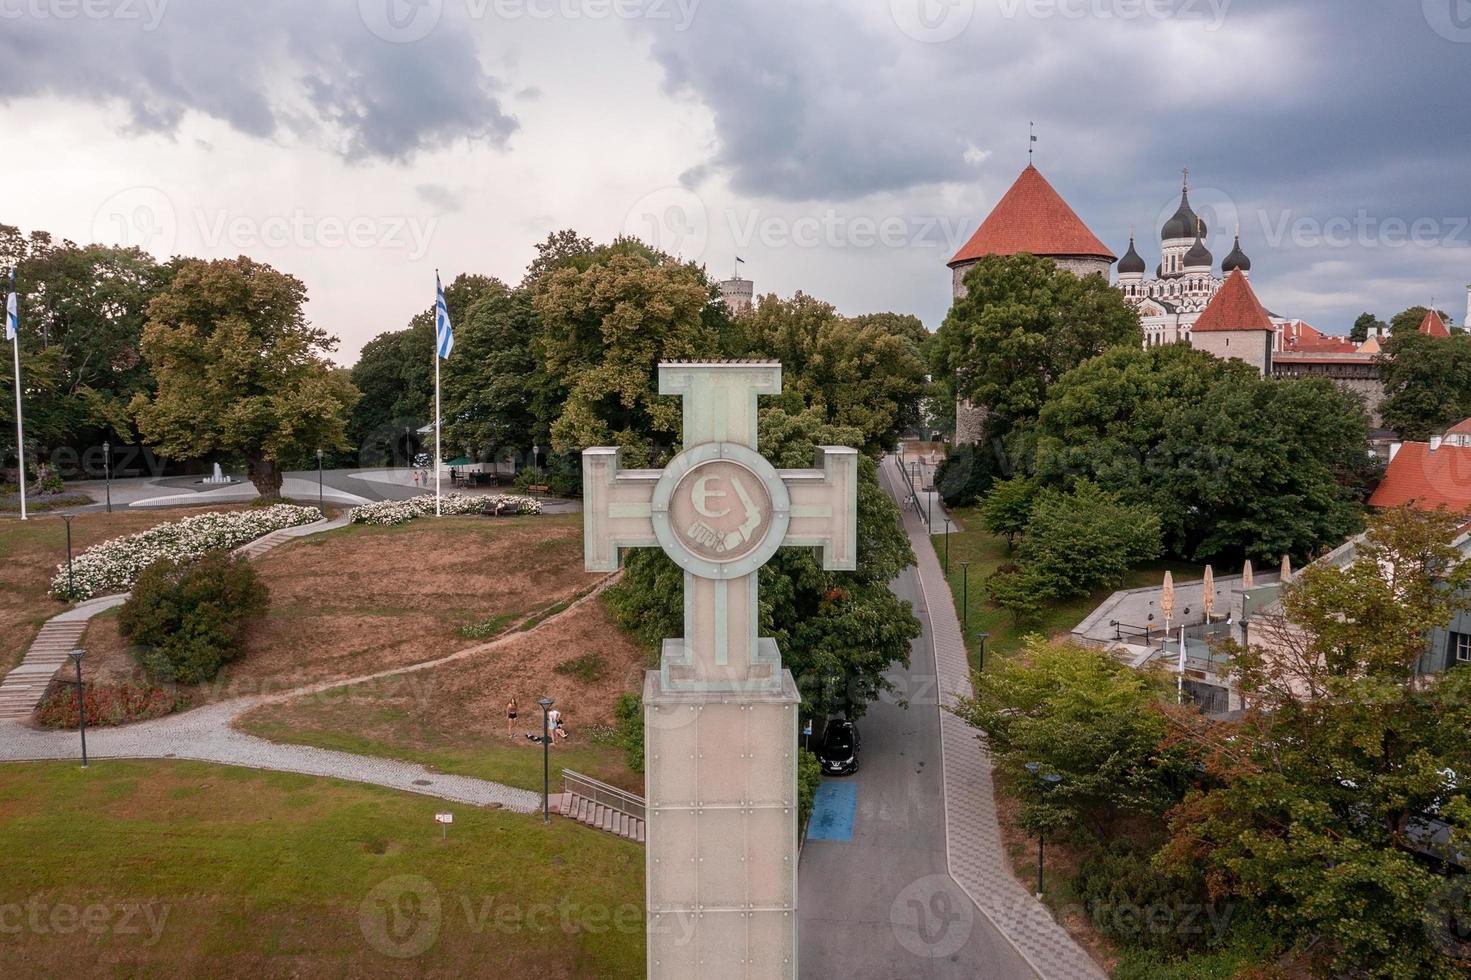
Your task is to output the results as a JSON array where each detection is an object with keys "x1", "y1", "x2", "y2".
[
  {"x1": 553, "y1": 792, "x2": 647, "y2": 843},
  {"x1": 0, "y1": 619, "x2": 89, "y2": 721},
  {"x1": 551, "y1": 770, "x2": 646, "y2": 844}
]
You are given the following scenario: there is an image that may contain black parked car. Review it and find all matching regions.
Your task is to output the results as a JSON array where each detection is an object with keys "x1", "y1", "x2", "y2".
[{"x1": 816, "y1": 718, "x2": 861, "y2": 776}]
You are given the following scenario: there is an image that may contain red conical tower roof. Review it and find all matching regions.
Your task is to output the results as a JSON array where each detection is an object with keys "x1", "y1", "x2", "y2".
[
  {"x1": 1192, "y1": 269, "x2": 1275, "y2": 333},
  {"x1": 1419, "y1": 309, "x2": 1451, "y2": 337},
  {"x1": 948, "y1": 164, "x2": 1115, "y2": 268}
]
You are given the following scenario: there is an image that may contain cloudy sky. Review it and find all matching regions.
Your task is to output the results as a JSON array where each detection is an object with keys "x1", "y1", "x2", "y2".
[{"x1": 2, "y1": 0, "x2": 1468, "y2": 362}]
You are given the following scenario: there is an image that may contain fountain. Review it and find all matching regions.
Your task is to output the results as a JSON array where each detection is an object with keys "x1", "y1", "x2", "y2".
[{"x1": 201, "y1": 463, "x2": 233, "y2": 485}]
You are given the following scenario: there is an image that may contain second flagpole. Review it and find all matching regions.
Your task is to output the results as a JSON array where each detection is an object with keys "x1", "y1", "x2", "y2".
[{"x1": 434, "y1": 314, "x2": 441, "y2": 517}]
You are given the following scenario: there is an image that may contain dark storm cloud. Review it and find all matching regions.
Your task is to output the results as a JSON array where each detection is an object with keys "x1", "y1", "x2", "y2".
[
  {"x1": 0, "y1": 0, "x2": 517, "y2": 161},
  {"x1": 642, "y1": 0, "x2": 1470, "y2": 331}
]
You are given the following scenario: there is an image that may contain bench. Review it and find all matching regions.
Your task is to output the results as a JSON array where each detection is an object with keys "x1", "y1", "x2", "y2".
[{"x1": 527, "y1": 484, "x2": 550, "y2": 496}]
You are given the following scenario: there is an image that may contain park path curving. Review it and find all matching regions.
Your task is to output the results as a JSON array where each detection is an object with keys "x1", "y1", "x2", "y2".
[{"x1": 0, "y1": 512, "x2": 614, "y2": 815}]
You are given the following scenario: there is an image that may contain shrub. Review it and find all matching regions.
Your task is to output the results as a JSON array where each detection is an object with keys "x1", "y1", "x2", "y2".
[
  {"x1": 118, "y1": 552, "x2": 269, "y2": 684},
  {"x1": 1074, "y1": 840, "x2": 1218, "y2": 957},
  {"x1": 614, "y1": 692, "x2": 644, "y2": 774},
  {"x1": 347, "y1": 492, "x2": 540, "y2": 526},
  {"x1": 514, "y1": 465, "x2": 548, "y2": 492},
  {"x1": 49, "y1": 504, "x2": 321, "y2": 600},
  {"x1": 935, "y1": 441, "x2": 1007, "y2": 507},
  {"x1": 797, "y1": 749, "x2": 823, "y2": 835},
  {"x1": 35, "y1": 680, "x2": 185, "y2": 728},
  {"x1": 1015, "y1": 481, "x2": 1162, "y2": 599}
]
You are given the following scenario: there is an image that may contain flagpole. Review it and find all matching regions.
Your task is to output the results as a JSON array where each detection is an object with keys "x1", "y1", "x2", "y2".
[
  {"x1": 10, "y1": 330, "x2": 25, "y2": 521},
  {"x1": 7, "y1": 270, "x2": 24, "y2": 521},
  {"x1": 435, "y1": 339, "x2": 441, "y2": 517}
]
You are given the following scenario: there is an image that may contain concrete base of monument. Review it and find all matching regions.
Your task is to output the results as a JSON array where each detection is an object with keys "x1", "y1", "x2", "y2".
[
  {"x1": 642, "y1": 668, "x2": 800, "y2": 979},
  {"x1": 657, "y1": 637, "x2": 785, "y2": 691}
]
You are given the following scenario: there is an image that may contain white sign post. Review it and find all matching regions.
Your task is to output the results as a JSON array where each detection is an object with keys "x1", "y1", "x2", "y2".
[
  {"x1": 434, "y1": 811, "x2": 453, "y2": 840},
  {"x1": 583, "y1": 361, "x2": 857, "y2": 979}
]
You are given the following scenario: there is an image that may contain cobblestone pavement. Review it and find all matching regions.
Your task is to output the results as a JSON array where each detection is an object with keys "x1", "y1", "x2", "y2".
[{"x1": 880, "y1": 456, "x2": 1108, "y2": 980}]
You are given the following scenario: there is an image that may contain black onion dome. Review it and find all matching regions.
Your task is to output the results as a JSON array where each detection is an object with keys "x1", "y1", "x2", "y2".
[
  {"x1": 1162, "y1": 188, "x2": 1206, "y2": 241},
  {"x1": 1184, "y1": 235, "x2": 1213, "y2": 269},
  {"x1": 1222, "y1": 235, "x2": 1251, "y2": 273},
  {"x1": 1118, "y1": 236, "x2": 1146, "y2": 274}
]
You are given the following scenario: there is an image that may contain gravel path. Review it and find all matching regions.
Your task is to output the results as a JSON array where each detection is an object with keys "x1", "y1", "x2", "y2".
[{"x1": 0, "y1": 511, "x2": 576, "y2": 813}]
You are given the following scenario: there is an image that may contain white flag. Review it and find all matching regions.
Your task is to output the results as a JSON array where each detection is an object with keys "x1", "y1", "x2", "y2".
[{"x1": 5, "y1": 269, "x2": 16, "y2": 342}]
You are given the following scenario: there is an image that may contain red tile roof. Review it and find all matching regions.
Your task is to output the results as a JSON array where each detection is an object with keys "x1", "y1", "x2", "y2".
[
  {"x1": 1279, "y1": 319, "x2": 1358, "y2": 353},
  {"x1": 1368, "y1": 441, "x2": 1471, "y2": 512},
  {"x1": 1192, "y1": 269, "x2": 1275, "y2": 333},
  {"x1": 948, "y1": 165, "x2": 1116, "y2": 268},
  {"x1": 1447, "y1": 418, "x2": 1471, "y2": 437},
  {"x1": 1419, "y1": 309, "x2": 1451, "y2": 337}
]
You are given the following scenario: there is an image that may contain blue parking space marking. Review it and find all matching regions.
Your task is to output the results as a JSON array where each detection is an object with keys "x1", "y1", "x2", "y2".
[{"x1": 806, "y1": 781, "x2": 857, "y2": 841}]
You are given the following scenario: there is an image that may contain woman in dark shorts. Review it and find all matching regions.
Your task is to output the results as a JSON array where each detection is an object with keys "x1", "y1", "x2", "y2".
[{"x1": 506, "y1": 696, "x2": 518, "y2": 738}]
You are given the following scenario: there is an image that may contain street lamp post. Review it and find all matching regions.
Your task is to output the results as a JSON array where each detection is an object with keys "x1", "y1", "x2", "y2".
[
  {"x1": 960, "y1": 560, "x2": 971, "y2": 636},
  {"x1": 538, "y1": 696, "x2": 555, "y2": 824},
  {"x1": 926, "y1": 489, "x2": 933, "y2": 530},
  {"x1": 1025, "y1": 762, "x2": 1062, "y2": 899},
  {"x1": 62, "y1": 514, "x2": 75, "y2": 596},
  {"x1": 102, "y1": 441, "x2": 112, "y2": 514},
  {"x1": 942, "y1": 516, "x2": 950, "y2": 573},
  {"x1": 68, "y1": 649, "x2": 87, "y2": 768},
  {"x1": 316, "y1": 448, "x2": 324, "y2": 513},
  {"x1": 978, "y1": 632, "x2": 990, "y2": 672}
]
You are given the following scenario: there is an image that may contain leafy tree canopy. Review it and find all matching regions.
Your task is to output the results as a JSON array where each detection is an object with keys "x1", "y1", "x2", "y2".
[
  {"x1": 130, "y1": 256, "x2": 359, "y2": 498},
  {"x1": 931, "y1": 253, "x2": 1142, "y2": 426},
  {"x1": 1379, "y1": 330, "x2": 1471, "y2": 440},
  {"x1": 1035, "y1": 343, "x2": 1371, "y2": 562},
  {"x1": 1351, "y1": 311, "x2": 1386, "y2": 344}
]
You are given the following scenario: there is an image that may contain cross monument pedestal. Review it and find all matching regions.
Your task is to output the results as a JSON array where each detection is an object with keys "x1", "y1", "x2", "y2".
[{"x1": 583, "y1": 361, "x2": 857, "y2": 978}]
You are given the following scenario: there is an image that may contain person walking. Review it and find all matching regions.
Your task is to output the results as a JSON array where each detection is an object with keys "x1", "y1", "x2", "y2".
[
  {"x1": 506, "y1": 696, "x2": 518, "y2": 738},
  {"x1": 546, "y1": 707, "x2": 562, "y2": 746}
]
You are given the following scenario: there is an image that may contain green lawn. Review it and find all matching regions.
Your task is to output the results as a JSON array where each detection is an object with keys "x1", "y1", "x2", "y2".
[
  {"x1": 933, "y1": 506, "x2": 1205, "y2": 670},
  {"x1": 0, "y1": 760, "x2": 644, "y2": 978},
  {"x1": 239, "y1": 707, "x2": 643, "y2": 796}
]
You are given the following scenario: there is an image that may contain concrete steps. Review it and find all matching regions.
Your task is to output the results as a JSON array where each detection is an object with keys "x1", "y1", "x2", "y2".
[
  {"x1": 0, "y1": 620, "x2": 89, "y2": 720},
  {"x1": 555, "y1": 791, "x2": 645, "y2": 844}
]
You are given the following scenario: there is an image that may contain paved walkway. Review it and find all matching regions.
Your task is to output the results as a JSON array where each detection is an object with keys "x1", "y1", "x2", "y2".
[
  {"x1": 880, "y1": 456, "x2": 1106, "y2": 980},
  {"x1": 1, "y1": 515, "x2": 615, "y2": 812}
]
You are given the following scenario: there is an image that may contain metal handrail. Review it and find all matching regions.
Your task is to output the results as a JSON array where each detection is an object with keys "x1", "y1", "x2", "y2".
[{"x1": 563, "y1": 769, "x2": 647, "y2": 822}]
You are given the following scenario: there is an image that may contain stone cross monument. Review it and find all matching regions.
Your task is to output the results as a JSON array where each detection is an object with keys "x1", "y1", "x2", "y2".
[{"x1": 583, "y1": 361, "x2": 857, "y2": 978}]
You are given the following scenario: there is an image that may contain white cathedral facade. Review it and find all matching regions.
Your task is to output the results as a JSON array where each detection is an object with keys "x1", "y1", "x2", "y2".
[{"x1": 1116, "y1": 174, "x2": 1253, "y2": 347}]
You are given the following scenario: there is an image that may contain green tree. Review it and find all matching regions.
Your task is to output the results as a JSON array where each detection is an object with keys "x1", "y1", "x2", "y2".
[
  {"x1": 954, "y1": 639, "x2": 1187, "y2": 834},
  {"x1": 1012, "y1": 481, "x2": 1161, "y2": 599},
  {"x1": 1351, "y1": 311, "x2": 1385, "y2": 344},
  {"x1": 131, "y1": 257, "x2": 360, "y2": 498},
  {"x1": 931, "y1": 253, "x2": 1141, "y2": 428},
  {"x1": 440, "y1": 280, "x2": 558, "y2": 465},
  {"x1": 979, "y1": 475, "x2": 1038, "y2": 548},
  {"x1": 1379, "y1": 331, "x2": 1471, "y2": 440},
  {"x1": 733, "y1": 294, "x2": 928, "y2": 454},
  {"x1": 1035, "y1": 344, "x2": 1371, "y2": 562},
  {"x1": 1161, "y1": 508, "x2": 1471, "y2": 978},
  {"x1": 533, "y1": 243, "x2": 725, "y2": 466},
  {"x1": 0, "y1": 224, "x2": 170, "y2": 462}
]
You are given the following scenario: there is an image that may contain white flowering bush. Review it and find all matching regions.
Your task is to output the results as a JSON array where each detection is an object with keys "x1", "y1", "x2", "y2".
[
  {"x1": 348, "y1": 493, "x2": 542, "y2": 527},
  {"x1": 51, "y1": 504, "x2": 323, "y2": 601}
]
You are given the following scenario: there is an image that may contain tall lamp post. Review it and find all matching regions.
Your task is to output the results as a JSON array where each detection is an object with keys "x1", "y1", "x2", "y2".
[
  {"x1": 102, "y1": 440, "x2": 112, "y2": 514},
  {"x1": 1024, "y1": 762, "x2": 1062, "y2": 899},
  {"x1": 61, "y1": 514, "x2": 75, "y2": 596},
  {"x1": 960, "y1": 560, "x2": 971, "y2": 636},
  {"x1": 538, "y1": 696, "x2": 555, "y2": 824},
  {"x1": 68, "y1": 649, "x2": 88, "y2": 768},
  {"x1": 316, "y1": 448, "x2": 324, "y2": 513},
  {"x1": 942, "y1": 516, "x2": 951, "y2": 573}
]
